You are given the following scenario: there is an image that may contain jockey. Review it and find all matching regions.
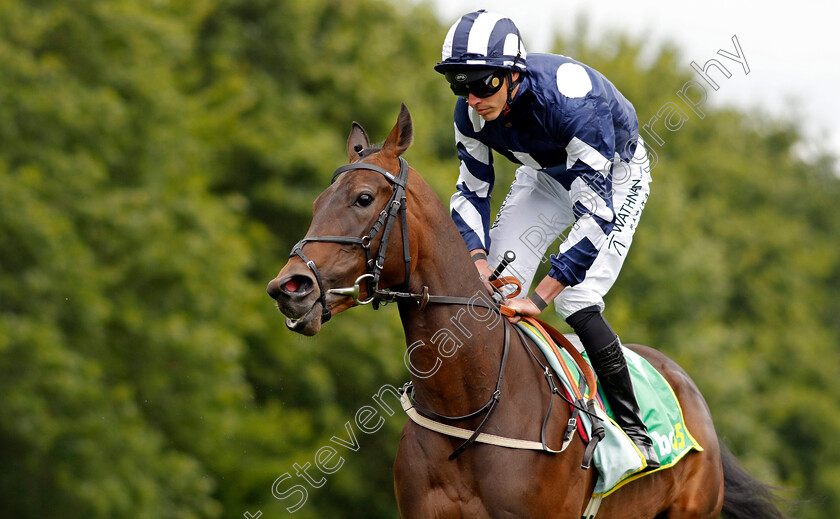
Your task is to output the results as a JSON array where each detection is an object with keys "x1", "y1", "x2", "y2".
[{"x1": 434, "y1": 10, "x2": 658, "y2": 469}]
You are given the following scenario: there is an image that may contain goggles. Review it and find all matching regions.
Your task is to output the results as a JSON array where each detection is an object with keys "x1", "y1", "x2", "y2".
[{"x1": 444, "y1": 69, "x2": 506, "y2": 98}]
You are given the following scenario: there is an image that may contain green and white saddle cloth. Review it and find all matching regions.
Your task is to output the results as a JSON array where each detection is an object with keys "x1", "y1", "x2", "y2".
[{"x1": 516, "y1": 322, "x2": 703, "y2": 496}]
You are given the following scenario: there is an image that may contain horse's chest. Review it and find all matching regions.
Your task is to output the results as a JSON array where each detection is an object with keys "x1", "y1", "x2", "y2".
[{"x1": 395, "y1": 427, "x2": 583, "y2": 518}]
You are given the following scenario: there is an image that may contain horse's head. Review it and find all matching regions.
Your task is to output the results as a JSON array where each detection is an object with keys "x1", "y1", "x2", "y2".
[{"x1": 267, "y1": 104, "x2": 416, "y2": 335}]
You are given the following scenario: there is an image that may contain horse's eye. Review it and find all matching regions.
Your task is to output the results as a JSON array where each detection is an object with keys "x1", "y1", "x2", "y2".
[{"x1": 355, "y1": 193, "x2": 374, "y2": 207}]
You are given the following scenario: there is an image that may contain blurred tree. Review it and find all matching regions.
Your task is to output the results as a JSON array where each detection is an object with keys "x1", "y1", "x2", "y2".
[{"x1": 0, "y1": 0, "x2": 269, "y2": 516}]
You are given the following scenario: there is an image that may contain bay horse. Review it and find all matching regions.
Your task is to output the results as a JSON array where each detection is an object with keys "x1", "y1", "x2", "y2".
[{"x1": 267, "y1": 105, "x2": 789, "y2": 519}]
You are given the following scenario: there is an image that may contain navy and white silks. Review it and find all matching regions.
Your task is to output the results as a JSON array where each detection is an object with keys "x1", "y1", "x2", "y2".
[{"x1": 449, "y1": 53, "x2": 652, "y2": 318}]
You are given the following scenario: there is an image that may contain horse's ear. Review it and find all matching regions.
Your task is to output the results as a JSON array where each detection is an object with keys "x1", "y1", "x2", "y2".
[
  {"x1": 382, "y1": 103, "x2": 413, "y2": 158},
  {"x1": 347, "y1": 122, "x2": 370, "y2": 162}
]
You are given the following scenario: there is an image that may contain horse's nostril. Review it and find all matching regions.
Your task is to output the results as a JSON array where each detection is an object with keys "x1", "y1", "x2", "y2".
[
  {"x1": 267, "y1": 275, "x2": 315, "y2": 300},
  {"x1": 286, "y1": 275, "x2": 313, "y2": 295},
  {"x1": 285, "y1": 278, "x2": 300, "y2": 293}
]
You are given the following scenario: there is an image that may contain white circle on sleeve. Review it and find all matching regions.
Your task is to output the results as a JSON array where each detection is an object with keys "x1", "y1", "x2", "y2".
[{"x1": 556, "y1": 63, "x2": 592, "y2": 98}]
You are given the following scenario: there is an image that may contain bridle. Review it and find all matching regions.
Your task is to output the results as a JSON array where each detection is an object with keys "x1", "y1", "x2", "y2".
[
  {"x1": 291, "y1": 154, "x2": 507, "y2": 324},
  {"x1": 290, "y1": 156, "x2": 412, "y2": 324}
]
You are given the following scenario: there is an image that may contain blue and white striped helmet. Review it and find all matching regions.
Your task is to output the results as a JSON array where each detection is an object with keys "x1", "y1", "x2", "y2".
[{"x1": 435, "y1": 10, "x2": 527, "y2": 74}]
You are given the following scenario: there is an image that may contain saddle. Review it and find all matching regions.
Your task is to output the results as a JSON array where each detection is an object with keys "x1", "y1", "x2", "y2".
[{"x1": 513, "y1": 319, "x2": 704, "y2": 496}]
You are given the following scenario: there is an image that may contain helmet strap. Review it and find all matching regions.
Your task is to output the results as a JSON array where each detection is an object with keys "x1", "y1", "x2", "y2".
[{"x1": 502, "y1": 53, "x2": 523, "y2": 116}]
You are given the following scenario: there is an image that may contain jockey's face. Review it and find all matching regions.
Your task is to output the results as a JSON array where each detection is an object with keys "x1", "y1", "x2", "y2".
[{"x1": 468, "y1": 72, "x2": 519, "y2": 121}]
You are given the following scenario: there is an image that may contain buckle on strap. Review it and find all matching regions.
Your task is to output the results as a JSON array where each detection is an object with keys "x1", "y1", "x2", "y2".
[{"x1": 327, "y1": 273, "x2": 375, "y2": 304}]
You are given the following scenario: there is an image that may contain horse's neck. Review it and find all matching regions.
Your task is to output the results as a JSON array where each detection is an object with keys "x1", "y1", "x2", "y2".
[{"x1": 397, "y1": 187, "x2": 507, "y2": 416}]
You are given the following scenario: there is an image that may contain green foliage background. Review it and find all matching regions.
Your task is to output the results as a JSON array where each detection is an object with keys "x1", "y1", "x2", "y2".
[{"x1": 1, "y1": 0, "x2": 837, "y2": 518}]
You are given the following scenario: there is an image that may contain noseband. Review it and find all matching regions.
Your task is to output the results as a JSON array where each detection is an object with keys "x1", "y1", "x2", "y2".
[{"x1": 290, "y1": 157, "x2": 412, "y2": 323}]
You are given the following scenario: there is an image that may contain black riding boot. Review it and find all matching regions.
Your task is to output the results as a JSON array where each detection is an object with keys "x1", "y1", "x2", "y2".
[{"x1": 589, "y1": 338, "x2": 660, "y2": 469}]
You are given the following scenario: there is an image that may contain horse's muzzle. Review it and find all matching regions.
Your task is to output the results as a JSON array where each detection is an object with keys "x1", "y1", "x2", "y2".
[{"x1": 267, "y1": 269, "x2": 323, "y2": 335}]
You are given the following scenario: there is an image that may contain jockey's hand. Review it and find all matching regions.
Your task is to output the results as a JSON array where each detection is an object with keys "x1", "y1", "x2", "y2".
[
  {"x1": 503, "y1": 297, "x2": 542, "y2": 324},
  {"x1": 470, "y1": 253, "x2": 496, "y2": 294}
]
